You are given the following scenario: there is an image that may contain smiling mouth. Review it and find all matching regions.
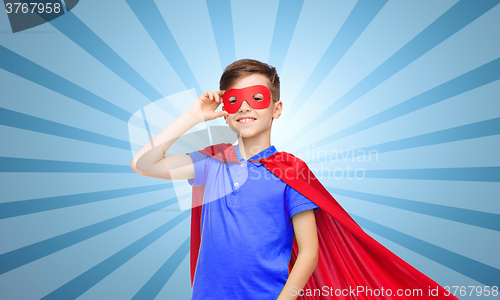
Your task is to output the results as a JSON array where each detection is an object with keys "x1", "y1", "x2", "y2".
[{"x1": 237, "y1": 118, "x2": 256, "y2": 124}]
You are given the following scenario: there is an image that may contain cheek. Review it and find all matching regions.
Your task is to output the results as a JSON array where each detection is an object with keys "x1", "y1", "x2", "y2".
[
  {"x1": 256, "y1": 110, "x2": 273, "y2": 124},
  {"x1": 266, "y1": 107, "x2": 275, "y2": 117}
]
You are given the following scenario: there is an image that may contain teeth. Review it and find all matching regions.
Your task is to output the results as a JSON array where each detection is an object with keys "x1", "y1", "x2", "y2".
[{"x1": 239, "y1": 118, "x2": 254, "y2": 122}]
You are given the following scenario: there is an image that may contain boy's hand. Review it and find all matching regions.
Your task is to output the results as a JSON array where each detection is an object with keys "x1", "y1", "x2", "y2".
[{"x1": 188, "y1": 90, "x2": 229, "y2": 123}]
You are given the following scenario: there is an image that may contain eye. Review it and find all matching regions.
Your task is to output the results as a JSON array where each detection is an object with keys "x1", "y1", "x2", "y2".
[
  {"x1": 253, "y1": 93, "x2": 264, "y2": 101},
  {"x1": 228, "y1": 96, "x2": 237, "y2": 104}
]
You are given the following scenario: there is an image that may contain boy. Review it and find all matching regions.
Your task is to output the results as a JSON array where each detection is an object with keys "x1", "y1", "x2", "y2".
[
  {"x1": 131, "y1": 59, "x2": 459, "y2": 300},
  {"x1": 132, "y1": 59, "x2": 319, "y2": 300}
]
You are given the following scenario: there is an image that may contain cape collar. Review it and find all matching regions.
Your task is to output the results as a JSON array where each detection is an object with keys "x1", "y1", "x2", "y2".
[{"x1": 235, "y1": 144, "x2": 277, "y2": 162}]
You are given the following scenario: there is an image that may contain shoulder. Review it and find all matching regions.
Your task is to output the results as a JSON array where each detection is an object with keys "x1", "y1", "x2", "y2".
[
  {"x1": 261, "y1": 151, "x2": 316, "y2": 185},
  {"x1": 199, "y1": 143, "x2": 234, "y2": 155},
  {"x1": 198, "y1": 143, "x2": 238, "y2": 163},
  {"x1": 268, "y1": 151, "x2": 310, "y2": 169}
]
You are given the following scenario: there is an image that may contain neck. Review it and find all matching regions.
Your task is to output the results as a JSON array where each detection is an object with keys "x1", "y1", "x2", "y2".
[{"x1": 237, "y1": 133, "x2": 272, "y2": 160}]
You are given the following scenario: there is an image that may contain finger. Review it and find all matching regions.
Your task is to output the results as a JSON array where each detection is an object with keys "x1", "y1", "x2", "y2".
[
  {"x1": 217, "y1": 90, "x2": 225, "y2": 104},
  {"x1": 200, "y1": 91, "x2": 210, "y2": 101},
  {"x1": 214, "y1": 110, "x2": 228, "y2": 119},
  {"x1": 214, "y1": 92, "x2": 220, "y2": 104},
  {"x1": 202, "y1": 91, "x2": 210, "y2": 101},
  {"x1": 207, "y1": 90, "x2": 214, "y2": 101}
]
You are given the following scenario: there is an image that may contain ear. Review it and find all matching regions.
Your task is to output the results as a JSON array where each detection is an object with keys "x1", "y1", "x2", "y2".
[{"x1": 272, "y1": 101, "x2": 282, "y2": 119}]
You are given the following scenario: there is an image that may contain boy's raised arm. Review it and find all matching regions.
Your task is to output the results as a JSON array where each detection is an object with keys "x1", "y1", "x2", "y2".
[{"x1": 130, "y1": 90, "x2": 228, "y2": 180}]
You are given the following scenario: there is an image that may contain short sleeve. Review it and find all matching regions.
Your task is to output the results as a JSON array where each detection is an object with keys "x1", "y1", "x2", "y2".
[
  {"x1": 284, "y1": 184, "x2": 319, "y2": 219},
  {"x1": 186, "y1": 151, "x2": 209, "y2": 186}
]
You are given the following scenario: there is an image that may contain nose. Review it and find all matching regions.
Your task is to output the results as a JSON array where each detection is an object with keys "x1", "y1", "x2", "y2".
[{"x1": 238, "y1": 100, "x2": 252, "y2": 112}]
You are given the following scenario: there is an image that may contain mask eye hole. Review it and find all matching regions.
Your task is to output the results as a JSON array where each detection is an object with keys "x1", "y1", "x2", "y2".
[
  {"x1": 228, "y1": 96, "x2": 237, "y2": 104},
  {"x1": 253, "y1": 93, "x2": 264, "y2": 101}
]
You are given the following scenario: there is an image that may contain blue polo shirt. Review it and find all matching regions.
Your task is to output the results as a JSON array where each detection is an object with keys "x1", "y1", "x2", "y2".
[{"x1": 187, "y1": 144, "x2": 319, "y2": 300}]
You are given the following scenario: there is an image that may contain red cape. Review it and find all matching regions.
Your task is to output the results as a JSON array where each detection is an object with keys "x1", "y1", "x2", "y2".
[{"x1": 190, "y1": 143, "x2": 458, "y2": 299}]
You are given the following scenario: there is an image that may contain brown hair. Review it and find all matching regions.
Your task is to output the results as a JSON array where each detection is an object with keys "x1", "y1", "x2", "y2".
[{"x1": 219, "y1": 59, "x2": 280, "y2": 102}]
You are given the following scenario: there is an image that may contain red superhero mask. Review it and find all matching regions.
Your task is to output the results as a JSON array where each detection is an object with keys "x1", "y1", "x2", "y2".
[{"x1": 222, "y1": 85, "x2": 271, "y2": 114}]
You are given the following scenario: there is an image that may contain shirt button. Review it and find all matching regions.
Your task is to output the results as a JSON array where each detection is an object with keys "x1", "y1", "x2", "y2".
[
  {"x1": 234, "y1": 182, "x2": 239, "y2": 187},
  {"x1": 241, "y1": 164, "x2": 246, "y2": 168}
]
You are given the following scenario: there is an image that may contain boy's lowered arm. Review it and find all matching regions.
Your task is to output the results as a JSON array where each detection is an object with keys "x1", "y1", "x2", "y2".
[
  {"x1": 130, "y1": 90, "x2": 228, "y2": 180},
  {"x1": 278, "y1": 209, "x2": 318, "y2": 300}
]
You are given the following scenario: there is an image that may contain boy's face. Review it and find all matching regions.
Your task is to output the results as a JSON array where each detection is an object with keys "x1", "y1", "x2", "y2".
[{"x1": 224, "y1": 74, "x2": 282, "y2": 139}]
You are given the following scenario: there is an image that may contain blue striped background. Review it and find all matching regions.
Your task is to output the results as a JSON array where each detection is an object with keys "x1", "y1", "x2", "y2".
[{"x1": 1, "y1": 0, "x2": 499, "y2": 299}]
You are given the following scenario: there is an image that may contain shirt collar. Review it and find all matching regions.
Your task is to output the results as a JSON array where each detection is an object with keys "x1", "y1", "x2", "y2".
[{"x1": 235, "y1": 144, "x2": 277, "y2": 162}]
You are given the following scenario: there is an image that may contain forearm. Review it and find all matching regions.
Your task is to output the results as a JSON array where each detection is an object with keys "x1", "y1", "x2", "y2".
[
  {"x1": 278, "y1": 252, "x2": 318, "y2": 300},
  {"x1": 132, "y1": 111, "x2": 200, "y2": 172}
]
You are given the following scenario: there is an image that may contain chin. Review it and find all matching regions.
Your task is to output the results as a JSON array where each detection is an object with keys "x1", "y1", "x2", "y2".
[
  {"x1": 232, "y1": 125, "x2": 257, "y2": 138},
  {"x1": 238, "y1": 130, "x2": 258, "y2": 138},
  {"x1": 229, "y1": 120, "x2": 270, "y2": 139},
  {"x1": 243, "y1": 127, "x2": 272, "y2": 139}
]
